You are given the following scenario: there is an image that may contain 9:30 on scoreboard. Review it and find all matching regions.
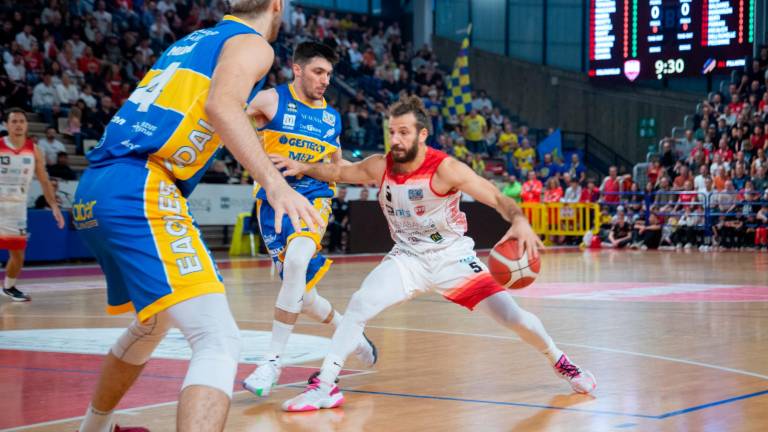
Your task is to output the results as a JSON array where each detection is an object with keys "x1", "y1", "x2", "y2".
[{"x1": 589, "y1": 0, "x2": 754, "y2": 82}]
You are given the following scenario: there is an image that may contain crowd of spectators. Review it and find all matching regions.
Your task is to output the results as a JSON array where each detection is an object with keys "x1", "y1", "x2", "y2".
[{"x1": 3, "y1": 1, "x2": 766, "y2": 252}]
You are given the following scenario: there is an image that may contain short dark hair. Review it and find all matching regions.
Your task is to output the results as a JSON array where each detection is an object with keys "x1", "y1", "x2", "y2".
[
  {"x1": 388, "y1": 95, "x2": 431, "y2": 133},
  {"x1": 293, "y1": 41, "x2": 339, "y2": 66},
  {"x1": 6, "y1": 107, "x2": 28, "y2": 120},
  {"x1": 228, "y1": 0, "x2": 272, "y2": 16}
]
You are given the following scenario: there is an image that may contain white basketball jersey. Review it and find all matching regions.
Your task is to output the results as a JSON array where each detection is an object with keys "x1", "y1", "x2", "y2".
[
  {"x1": 0, "y1": 137, "x2": 36, "y2": 232},
  {"x1": 379, "y1": 147, "x2": 469, "y2": 254}
]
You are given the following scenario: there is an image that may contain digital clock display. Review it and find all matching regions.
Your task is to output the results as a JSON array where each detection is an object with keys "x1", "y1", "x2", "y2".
[{"x1": 589, "y1": 0, "x2": 755, "y2": 82}]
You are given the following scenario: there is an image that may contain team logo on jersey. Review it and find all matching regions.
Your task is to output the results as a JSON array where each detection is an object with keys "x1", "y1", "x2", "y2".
[
  {"x1": 72, "y1": 200, "x2": 98, "y2": 229},
  {"x1": 287, "y1": 102, "x2": 298, "y2": 112},
  {"x1": 408, "y1": 189, "x2": 423, "y2": 201},
  {"x1": 283, "y1": 114, "x2": 296, "y2": 129},
  {"x1": 322, "y1": 111, "x2": 336, "y2": 126},
  {"x1": 429, "y1": 232, "x2": 444, "y2": 243},
  {"x1": 415, "y1": 205, "x2": 426, "y2": 216}
]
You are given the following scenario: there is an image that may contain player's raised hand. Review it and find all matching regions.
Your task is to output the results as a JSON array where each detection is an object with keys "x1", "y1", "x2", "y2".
[
  {"x1": 497, "y1": 214, "x2": 544, "y2": 259},
  {"x1": 266, "y1": 182, "x2": 325, "y2": 234},
  {"x1": 269, "y1": 154, "x2": 307, "y2": 177},
  {"x1": 52, "y1": 206, "x2": 65, "y2": 229}
]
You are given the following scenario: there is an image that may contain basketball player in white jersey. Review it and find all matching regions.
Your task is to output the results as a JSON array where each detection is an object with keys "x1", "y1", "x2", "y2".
[
  {"x1": 1, "y1": 108, "x2": 65, "y2": 302},
  {"x1": 272, "y1": 96, "x2": 596, "y2": 411}
]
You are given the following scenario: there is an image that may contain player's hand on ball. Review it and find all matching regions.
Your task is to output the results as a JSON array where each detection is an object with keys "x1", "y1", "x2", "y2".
[
  {"x1": 497, "y1": 214, "x2": 544, "y2": 259},
  {"x1": 52, "y1": 206, "x2": 65, "y2": 229},
  {"x1": 270, "y1": 154, "x2": 306, "y2": 178},
  {"x1": 266, "y1": 183, "x2": 325, "y2": 234}
]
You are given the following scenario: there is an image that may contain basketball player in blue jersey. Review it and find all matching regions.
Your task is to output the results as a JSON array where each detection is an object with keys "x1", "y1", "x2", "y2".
[
  {"x1": 73, "y1": 2, "x2": 324, "y2": 431},
  {"x1": 242, "y1": 42, "x2": 377, "y2": 398}
]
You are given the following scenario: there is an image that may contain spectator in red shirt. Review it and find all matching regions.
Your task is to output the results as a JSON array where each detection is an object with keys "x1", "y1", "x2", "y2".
[
  {"x1": 580, "y1": 179, "x2": 600, "y2": 203},
  {"x1": 673, "y1": 164, "x2": 692, "y2": 190},
  {"x1": 23, "y1": 43, "x2": 44, "y2": 76},
  {"x1": 600, "y1": 165, "x2": 621, "y2": 205},
  {"x1": 715, "y1": 138, "x2": 734, "y2": 163},
  {"x1": 543, "y1": 177, "x2": 563, "y2": 203},
  {"x1": 77, "y1": 46, "x2": 101, "y2": 75},
  {"x1": 751, "y1": 125, "x2": 764, "y2": 153},
  {"x1": 521, "y1": 170, "x2": 543, "y2": 203},
  {"x1": 727, "y1": 94, "x2": 743, "y2": 116},
  {"x1": 647, "y1": 160, "x2": 662, "y2": 188},
  {"x1": 675, "y1": 180, "x2": 698, "y2": 210}
]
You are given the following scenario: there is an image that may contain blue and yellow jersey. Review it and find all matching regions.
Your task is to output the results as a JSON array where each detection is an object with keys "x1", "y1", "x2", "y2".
[
  {"x1": 254, "y1": 84, "x2": 342, "y2": 200},
  {"x1": 87, "y1": 15, "x2": 266, "y2": 197}
]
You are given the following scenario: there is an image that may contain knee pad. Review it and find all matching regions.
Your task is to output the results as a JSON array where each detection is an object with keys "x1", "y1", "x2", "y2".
[
  {"x1": 167, "y1": 294, "x2": 242, "y2": 398},
  {"x1": 111, "y1": 314, "x2": 172, "y2": 366},
  {"x1": 181, "y1": 317, "x2": 242, "y2": 398},
  {"x1": 276, "y1": 237, "x2": 315, "y2": 314}
]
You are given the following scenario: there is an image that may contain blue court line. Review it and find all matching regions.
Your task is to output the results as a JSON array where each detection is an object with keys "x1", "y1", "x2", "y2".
[
  {"x1": 656, "y1": 388, "x2": 768, "y2": 419},
  {"x1": 288, "y1": 385, "x2": 768, "y2": 421},
  {"x1": 286, "y1": 385, "x2": 657, "y2": 419}
]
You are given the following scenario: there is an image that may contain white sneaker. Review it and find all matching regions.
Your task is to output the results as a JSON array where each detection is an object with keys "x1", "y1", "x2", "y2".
[
  {"x1": 243, "y1": 358, "x2": 282, "y2": 397},
  {"x1": 684, "y1": 243, "x2": 692, "y2": 250},
  {"x1": 352, "y1": 332, "x2": 378, "y2": 367},
  {"x1": 282, "y1": 373, "x2": 344, "y2": 412},
  {"x1": 553, "y1": 354, "x2": 597, "y2": 394}
]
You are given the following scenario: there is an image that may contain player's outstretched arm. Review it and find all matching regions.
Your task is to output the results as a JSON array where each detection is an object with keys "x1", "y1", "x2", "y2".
[
  {"x1": 270, "y1": 153, "x2": 386, "y2": 185},
  {"x1": 206, "y1": 34, "x2": 323, "y2": 234},
  {"x1": 435, "y1": 157, "x2": 543, "y2": 258},
  {"x1": 32, "y1": 145, "x2": 64, "y2": 229}
]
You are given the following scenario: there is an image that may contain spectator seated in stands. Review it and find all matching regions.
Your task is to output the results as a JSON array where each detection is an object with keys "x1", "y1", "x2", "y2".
[
  {"x1": 565, "y1": 153, "x2": 586, "y2": 183},
  {"x1": 671, "y1": 206, "x2": 702, "y2": 249},
  {"x1": 500, "y1": 173, "x2": 521, "y2": 202},
  {"x1": 32, "y1": 73, "x2": 62, "y2": 127},
  {"x1": 521, "y1": 170, "x2": 543, "y2": 203},
  {"x1": 630, "y1": 212, "x2": 662, "y2": 250},
  {"x1": 514, "y1": 138, "x2": 535, "y2": 176},
  {"x1": 200, "y1": 160, "x2": 231, "y2": 184},
  {"x1": 608, "y1": 209, "x2": 632, "y2": 248},
  {"x1": 37, "y1": 126, "x2": 66, "y2": 166},
  {"x1": 599, "y1": 165, "x2": 621, "y2": 209},
  {"x1": 580, "y1": 179, "x2": 600, "y2": 203},
  {"x1": 34, "y1": 176, "x2": 71, "y2": 209},
  {"x1": 536, "y1": 153, "x2": 560, "y2": 182},
  {"x1": 471, "y1": 153, "x2": 485, "y2": 176},
  {"x1": 47, "y1": 151, "x2": 76, "y2": 181},
  {"x1": 563, "y1": 177, "x2": 581, "y2": 203},
  {"x1": 462, "y1": 109, "x2": 487, "y2": 154}
]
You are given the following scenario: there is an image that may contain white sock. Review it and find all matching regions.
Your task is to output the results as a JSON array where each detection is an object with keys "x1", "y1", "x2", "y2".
[
  {"x1": 267, "y1": 320, "x2": 294, "y2": 362},
  {"x1": 4, "y1": 276, "x2": 17, "y2": 289},
  {"x1": 318, "y1": 354, "x2": 344, "y2": 385},
  {"x1": 79, "y1": 404, "x2": 114, "y2": 432},
  {"x1": 328, "y1": 310, "x2": 342, "y2": 327}
]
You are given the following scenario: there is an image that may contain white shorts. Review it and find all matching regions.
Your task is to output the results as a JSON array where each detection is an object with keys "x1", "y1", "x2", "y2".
[
  {"x1": 0, "y1": 201, "x2": 28, "y2": 249},
  {"x1": 387, "y1": 238, "x2": 504, "y2": 310}
]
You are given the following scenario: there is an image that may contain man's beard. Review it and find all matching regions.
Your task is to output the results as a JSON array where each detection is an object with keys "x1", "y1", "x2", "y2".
[{"x1": 391, "y1": 136, "x2": 419, "y2": 163}]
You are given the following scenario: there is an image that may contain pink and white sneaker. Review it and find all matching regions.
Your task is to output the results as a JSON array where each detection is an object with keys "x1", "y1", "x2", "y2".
[
  {"x1": 282, "y1": 373, "x2": 344, "y2": 412},
  {"x1": 553, "y1": 354, "x2": 597, "y2": 394}
]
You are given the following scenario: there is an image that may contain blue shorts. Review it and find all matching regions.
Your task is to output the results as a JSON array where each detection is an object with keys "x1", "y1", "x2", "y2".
[
  {"x1": 73, "y1": 160, "x2": 224, "y2": 322},
  {"x1": 255, "y1": 197, "x2": 332, "y2": 291}
]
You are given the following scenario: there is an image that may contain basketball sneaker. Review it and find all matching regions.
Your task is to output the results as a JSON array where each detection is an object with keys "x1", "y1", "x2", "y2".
[
  {"x1": 352, "y1": 332, "x2": 378, "y2": 367},
  {"x1": 553, "y1": 354, "x2": 597, "y2": 394},
  {"x1": 2, "y1": 286, "x2": 30, "y2": 302},
  {"x1": 243, "y1": 358, "x2": 282, "y2": 397},
  {"x1": 113, "y1": 426, "x2": 150, "y2": 432},
  {"x1": 282, "y1": 373, "x2": 344, "y2": 412}
]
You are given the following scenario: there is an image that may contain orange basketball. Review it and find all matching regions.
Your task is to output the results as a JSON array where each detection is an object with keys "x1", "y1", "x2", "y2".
[{"x1": 488, "y1": 238, "x2": 540, "y2": 289}]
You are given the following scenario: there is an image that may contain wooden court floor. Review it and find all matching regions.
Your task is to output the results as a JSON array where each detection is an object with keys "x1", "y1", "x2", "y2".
[{"x1": 1, "y1": 249, "x2": 767, "y2": 431}]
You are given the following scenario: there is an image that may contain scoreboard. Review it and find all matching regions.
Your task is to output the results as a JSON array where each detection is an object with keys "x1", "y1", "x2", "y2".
[{"x1": 589, "y1": 0, "x2": 755, "y2": 82}]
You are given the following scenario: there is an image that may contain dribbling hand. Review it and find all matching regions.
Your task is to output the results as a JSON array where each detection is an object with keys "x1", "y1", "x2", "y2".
[{"x1": 497, "y1": 214, "x2": 544, "y2": 259}]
